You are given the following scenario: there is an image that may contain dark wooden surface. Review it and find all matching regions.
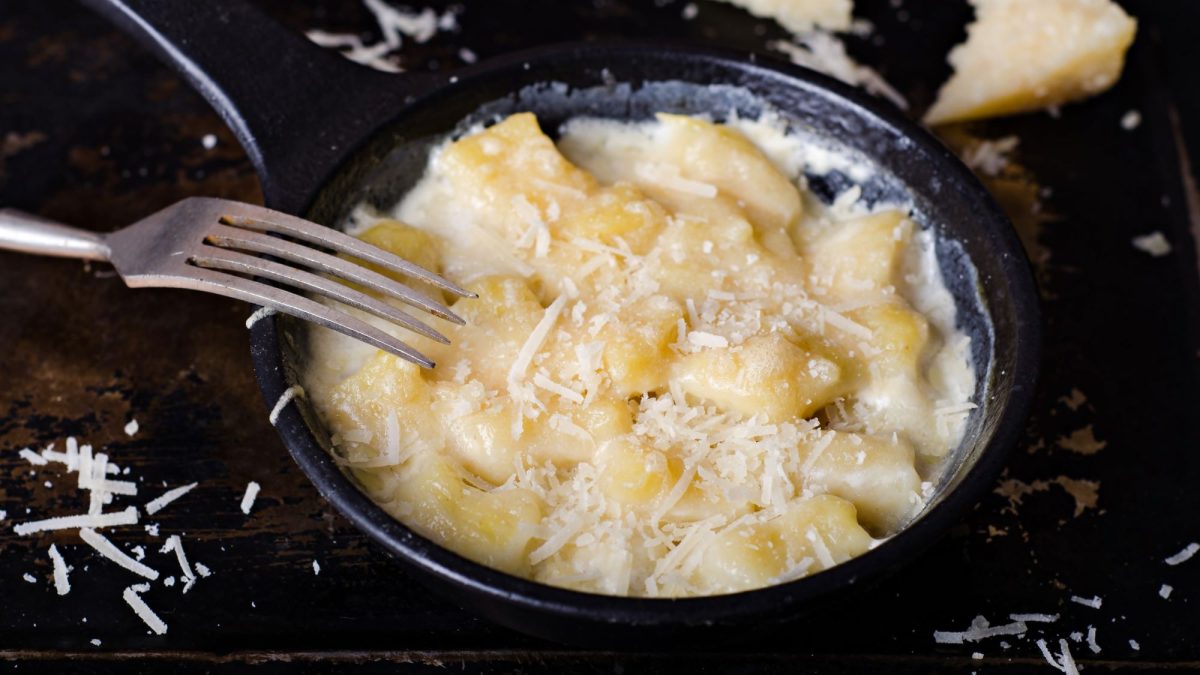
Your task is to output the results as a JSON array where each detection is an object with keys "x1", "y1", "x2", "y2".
[{"x1": 2, "y1": 0, "x2": 1199, "y2": 671}]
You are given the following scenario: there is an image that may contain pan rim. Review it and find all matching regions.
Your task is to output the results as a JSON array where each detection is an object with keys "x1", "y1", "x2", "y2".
[{"x1": 248, "y1": 41, "x2": 1041, "y2": 630}]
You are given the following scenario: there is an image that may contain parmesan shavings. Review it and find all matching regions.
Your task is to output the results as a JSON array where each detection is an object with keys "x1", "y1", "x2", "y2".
[
  {"x1": 932, "y1": 615, "x2": 1028, "y2": 644},
  {"x1": 1036, "y1": 638, "x2": 1080, "y2": 675},
  {"x1": 312, "y1": 560, "x2": 321, "y2": 575},
  {"x1": 80, "y1": 528, "x2": 159, "y2": 580},
  {"x1": 268, "y1": 385, "x2": 305, "y2": 426},
  {"x1": 145, "y1": 482, "x2": 198, "y2": 516},
  {"x1": 533, "y1": 373, "x2": 584, "y2": 404},
  {"x1": 1165, "y1": 542, "x2": 1199, "y2": 566},
  {"x1": 160, "y1": 535, "x2": 197, "y2": 593},
  {"x1": 1070, "y1": 594, "x2": 1102, "y2": 609},
  {"x1": 13, "y1": 507, "x2": 139, "y2": 536},
  {"x1": 687, "y1": 331, "x2": 730, "y2": 349},
  {"x1": 124, "y1": 418, "x2": 139, "y2": 437},
  {"x1": 1087, "y1": 625, "x2": 1101, "y2": 654},
  {"x1": 19, "y1": 448, "x2": 48, "y2": 466},
  {"x1": 1159, "y1": 583, "x2": 1173, "y2": 599},
  {"x1": 240, "y1": 481, "x2": 261, "y2": 515},
  {"x1": 1009, "y1": 612, "x2": 1059, "y2": 623},
  {"x1": 48, "y1": 544, "x2": 70, "y2": 596},
  {"x1": 122, "y1": 583, "x2": 168, "y2": 635}
]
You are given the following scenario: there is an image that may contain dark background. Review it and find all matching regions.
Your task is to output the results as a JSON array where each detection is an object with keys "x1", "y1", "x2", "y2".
[{"x1": 2, "y1": 0, "x2": 1199, "y2": 672}]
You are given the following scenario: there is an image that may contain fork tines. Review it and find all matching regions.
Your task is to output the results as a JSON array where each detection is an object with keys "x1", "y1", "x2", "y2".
[{"x1": 192, "y1": 202, "x2": 473, "y2": 369}]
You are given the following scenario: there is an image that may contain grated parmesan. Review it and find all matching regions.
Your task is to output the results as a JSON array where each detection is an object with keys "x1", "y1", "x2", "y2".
[
  {"x1": 13, "y1": 507, "x2": 139, "y2": 536},
  {"x1": 48, "y1": 544, "x2": 70, "y2": 596},
  {"x1": 122, "y1": 583, "x2": 167, "y2": 635},
  {"x1": 80, "y1": 528, "x2": 159, "y2": 580},
  {"x1": 240, "y1": 481, "x2": 261, "y2": 515},
  {"x1": 145, "y1": 482, "x2": 198, "y2": 515},
  {"x1": 1165, "y1": 542, "x2": 1199, "y2": 566},
  {"x1": 19, "y1": 448, "x2": 48, "y2": 466},
  {"x1": 268, "y1": 385, "x2": 305, "y2": 426},
  {"x1": 1069, "y1": 594, "x2": 1102, "y2": 609}
]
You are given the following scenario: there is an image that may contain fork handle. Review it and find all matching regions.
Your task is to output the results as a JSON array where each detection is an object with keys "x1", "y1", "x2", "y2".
[{"x1": 0, "y1": 209, "x2": 112, "y2": 262}]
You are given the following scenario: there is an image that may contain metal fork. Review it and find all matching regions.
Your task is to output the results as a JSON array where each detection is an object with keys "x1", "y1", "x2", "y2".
[{"x1": 0, "y1": 197, "x2": 473, "y2": 368}]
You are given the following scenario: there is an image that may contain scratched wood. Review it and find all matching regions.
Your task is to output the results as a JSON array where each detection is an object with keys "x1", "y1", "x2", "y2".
[{"x1": 1, "y1": 0, "x2": 1199, "y2": 671}]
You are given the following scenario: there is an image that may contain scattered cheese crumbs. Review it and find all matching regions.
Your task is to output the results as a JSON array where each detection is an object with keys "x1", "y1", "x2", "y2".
[
  {"x1": 124, "y1": 418, "x2": 139, "y2": 437},
  {"x1": 80, "y1": 528, "x2": 159, "y2": 581},
  {"x1": 1129, "y1": 639, "x2": 1140, "y2": 650},
  {"x1": 0, "y1": 510, "x2": 6, "y2": 520},
  {"x1": 161, "y1": 535, "x2": 197, "y2": 592},
  {"x1": 13, "y1": 507, "x2": 139, "y2": 536},
  {"x1": 312, "y1": 560, "x2": 321, "y2": 575},
  {"x1": 960, "y1": 136, "x2": 1019, "y2": 177},
  {"x1": 145, "y1": 523, "x2": 160, "y2": 537},
  {"x1": 1132, "y1": 231, "x2": 1172, "y2": 257},
  {"x1": 200, "y1": 134, "x2": 217, "y2": 150},
  {"x1": 268, "y1": 385, "x2": 305, "y2": 426},
  {"x1": 49, "y1": 544, "x2": 70, "y2": 596},
  {"x1": 932, "y1": 616, "x2": 1028, "y2": 644},
  {"x1": 1165, "y1": 542, "x2": 1199, "y2": 566},
  {"x1": 131, "y1": 545, "x2": 145, "y2": 561},
  {"x1": 1070, "y1": 594, "x2": 1102, "y2": 609},
  {"x1": 240, "y1": 481, "x2": 261, "y2": 515},
  {"x1": 122, "y1": 583, "x2": 167, "y2": 635},
  {"x1": 1121, "y1": 110, "x2": 1142, "y2": 130},
  {"x1": 163, "y1": 576, "x2": 176, "y2": 587},
  {"x1": 769, "y1": 32, "x2": 908, "y2": 109},
  {"x1": 1159, "y1": 583, "x2": 1173, "y2": 599},
  {"x1": 19, "y1": 448, "x2": 48, "y2": 466},
  {"x1": 1087, "y1": 626, "x2": 1101, "y2": 654},
  {"x1": 22, "y1": 572, "x2": 37, "y2": 584},
  {"x1": 971, "y1": 652, "x2": 983, "y2": 660},
  {"x1": 145, "y1": 482, "x2": 198, "y2": 516},
  {"x1": 245, "y1": 306, "x2": 277, "y2": 328},
  {"x1": 194, "y1": 562, "x2": 212, "y2": 578},
  {"x1": 90, "y1": 638, "x2": 101, "y2": 647}
]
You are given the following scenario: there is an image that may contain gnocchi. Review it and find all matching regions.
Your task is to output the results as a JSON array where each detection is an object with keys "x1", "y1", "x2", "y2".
[{"x1": 303, "y1": 112, "x2": 975, "y2": 597}]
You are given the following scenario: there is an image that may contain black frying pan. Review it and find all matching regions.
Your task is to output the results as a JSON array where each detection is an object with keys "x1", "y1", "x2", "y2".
[{"x1": 82, "y1": 0, "x2": 1041, "y2": 646}]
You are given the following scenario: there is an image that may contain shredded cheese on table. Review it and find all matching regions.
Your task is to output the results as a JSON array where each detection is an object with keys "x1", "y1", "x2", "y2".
[
  {"x1": 80, "y1": 528, "x2": 159, "y2": 581},
  {"x1": 122, "y1": 584, "x2": 168, "y2": 635},
  {"x1": 13, "y1": 507, "x2": 139, "y2": 536},
  {"x1": 145, "y1": 482, "x2": 198, "y2": 516},
  {"x1": 48, "y1": 544, "x2": 70, "y2": 596},
  {"x1": 240, "y1": 482, "x2": 261, "y2": 515}
]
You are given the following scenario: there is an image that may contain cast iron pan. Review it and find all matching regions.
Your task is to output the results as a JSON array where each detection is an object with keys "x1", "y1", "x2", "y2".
[{"x1": 83, "y1": 0, "x2": 1041, "y2": 645}]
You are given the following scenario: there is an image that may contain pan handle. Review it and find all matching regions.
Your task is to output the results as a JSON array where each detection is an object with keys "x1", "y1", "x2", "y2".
[{"x1": 80, "y1": 0, "x2": 432, "y2": 212}]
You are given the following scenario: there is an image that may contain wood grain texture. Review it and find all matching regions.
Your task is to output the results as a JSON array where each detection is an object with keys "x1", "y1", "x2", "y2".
[{"x1": 1, "y1": 0, "x2": 1199, "y2": 670}]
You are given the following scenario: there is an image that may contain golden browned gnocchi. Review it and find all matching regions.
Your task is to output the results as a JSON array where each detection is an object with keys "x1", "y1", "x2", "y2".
[{"x1": 302, "y1": 112, "x2": 975, "y2": 597}]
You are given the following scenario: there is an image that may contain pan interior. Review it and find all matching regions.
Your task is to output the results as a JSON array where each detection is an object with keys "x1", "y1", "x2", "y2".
[{"x1": 288, "y1": 67, "x2": 1000, "y2": 590}]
